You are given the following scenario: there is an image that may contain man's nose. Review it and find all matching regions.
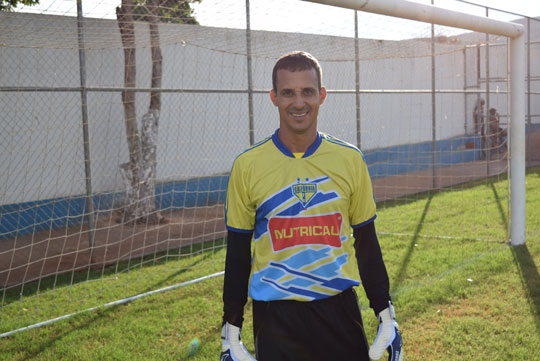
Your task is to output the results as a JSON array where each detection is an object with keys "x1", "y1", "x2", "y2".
[{"x1": 292, "y1": 93, "x2": 305, "y2": 108}]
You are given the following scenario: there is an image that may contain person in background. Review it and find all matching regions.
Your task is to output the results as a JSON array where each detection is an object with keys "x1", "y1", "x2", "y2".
[
  {"x1": 473, "y1": 98, "x2": 485, "y2": 135},
  {"x1": 488, "y1": 107, "x2": 507, "y2": 156}
]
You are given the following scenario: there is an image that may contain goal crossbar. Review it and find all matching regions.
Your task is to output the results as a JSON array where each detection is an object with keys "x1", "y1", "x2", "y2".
[{"x1": 304, "y1": 0, "x2": 526, "y2": 245}]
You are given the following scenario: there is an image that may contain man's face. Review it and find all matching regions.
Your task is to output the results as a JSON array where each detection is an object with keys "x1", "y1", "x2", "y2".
[{"x1": 270, "y1": 68, "x2": 326, "y2": 138}]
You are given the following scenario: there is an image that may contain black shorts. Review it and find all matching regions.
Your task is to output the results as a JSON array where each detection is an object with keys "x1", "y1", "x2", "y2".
[{"x1": 252, "y1": 288, "x2": 370, "y2": 361}]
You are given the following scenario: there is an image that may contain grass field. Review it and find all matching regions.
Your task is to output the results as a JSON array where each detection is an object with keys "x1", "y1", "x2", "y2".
[{"x1": 1, "y1": 168, "x2": 540, "y2": 360}]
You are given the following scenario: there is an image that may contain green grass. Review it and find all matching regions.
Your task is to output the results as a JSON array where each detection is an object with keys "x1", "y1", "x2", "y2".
[{"x1": 1, "y1": 168, "x2": 540, "y2": 360}]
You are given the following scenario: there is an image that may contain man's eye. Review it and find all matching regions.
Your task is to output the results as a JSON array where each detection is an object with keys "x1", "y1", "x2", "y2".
[{"x1": 303, "y1": 89, "x2": 315, "y2": 96}]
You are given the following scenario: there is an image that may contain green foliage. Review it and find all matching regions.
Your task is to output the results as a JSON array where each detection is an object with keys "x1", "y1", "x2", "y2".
[
  {"x1": 133, "y1": 0, "x2": 202, "y2": 24},
  {"x1": 0, "y1": 0, "x2": 39, "y2": 12}
]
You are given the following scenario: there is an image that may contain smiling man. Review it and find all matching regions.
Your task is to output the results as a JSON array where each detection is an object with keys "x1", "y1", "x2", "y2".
[
  {"x1": 270, "y1": 58, "x2": 326, "y2": 150},
  {"x1": 220, "y1": 51, "x2": 403, "y2": 361}
]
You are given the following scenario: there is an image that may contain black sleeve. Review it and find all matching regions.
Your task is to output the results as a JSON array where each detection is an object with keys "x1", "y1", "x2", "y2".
[
  {"x1": 222, "y1": 230, "x2": 253, "y2": 328},
  {"x1": 353, "y1": 221, "x2": 391, "y2": 316}
]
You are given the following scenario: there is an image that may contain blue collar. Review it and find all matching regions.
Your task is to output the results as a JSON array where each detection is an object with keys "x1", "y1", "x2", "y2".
[{"x1": 271, "y1": 129, "x2": 322, "y2": 158}]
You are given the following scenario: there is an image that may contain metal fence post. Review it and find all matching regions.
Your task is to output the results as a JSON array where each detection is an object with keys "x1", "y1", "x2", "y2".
[
  {"x1": 431, "y1": 0, "x2": 437, "y2": 189},
  {"x1": 355, "y1": 10, "x2": 361, "y2": 149},
  {"x1": 76, "y1": 0, "x2": 96, "y2": 249},
  {"x1": 246, "y1": 0, "x2": 255, "y2": 146}
]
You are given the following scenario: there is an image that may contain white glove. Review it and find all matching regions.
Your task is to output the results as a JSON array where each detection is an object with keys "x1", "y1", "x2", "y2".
[
  {"x1": 220, "y1": 322, "x2": 257, "y2": 361},
  {"x1": 369, "y1": 302, "x2": 403, "y2": 361}
]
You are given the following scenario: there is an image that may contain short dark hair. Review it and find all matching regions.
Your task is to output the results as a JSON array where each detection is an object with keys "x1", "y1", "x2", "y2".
[{"x1": 272, "y1": 51, "x2": 323, "y2": 92}]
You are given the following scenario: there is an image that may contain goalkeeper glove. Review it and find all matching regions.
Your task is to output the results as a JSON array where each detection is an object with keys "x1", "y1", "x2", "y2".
[
  {"x1": 369, "y1": 301, "x2": 403, "y2": 361},
  {"x1": 220, "y1": 322, "x2": 257, "y2": 361}
]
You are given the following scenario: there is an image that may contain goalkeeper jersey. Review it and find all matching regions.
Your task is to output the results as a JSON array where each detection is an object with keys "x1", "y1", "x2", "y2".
[{"x1": 225, "y1": 129, "x2": 376, "y2": 302}]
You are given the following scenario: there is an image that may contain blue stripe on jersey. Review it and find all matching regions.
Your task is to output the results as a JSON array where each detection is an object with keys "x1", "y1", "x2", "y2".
[
  {"x1": 281, "y1": 248, "x2": 333, "y2": 269},
  {"x1": 249, "y1": 246, "x2": 360, "y2": 300},
  {"x1": 254, "y1": 176, "x2": 335, "y2": 240},
  {"x1": 254, "y1": 186, "x2": 294, "y2": 240},
  {"x1": 225, "y1": 225, "x2": 254, "y2": 233},
  {"x1": 323, "y1": 135, "x2": 362, "y2": 153},
  {"x1": 260, "y1": 278, "x2": 330, "y2": 300},
  {"x1": 271, "y1": 129, "x2": 323, "y2": 158},
  {"x1": 260, "y1": 260, "x2": 359, "y2": 298},
  {"x1": 277, "y1": 190, "x2": 339, "y2": 216},
  {"x1": 271, "y1": 130, "x2": 294, "y2": 158},
  {"x1": 351, "y1": 213, "x2": 377, "y2": 228},
  {"x1": 238, "y1": 136, "x2": 272, "y2": 157},
  {"x1": 260, "y1": 278, "x2": 327, "y2": 299},
  {"x1": 310, "y1": 253, "x2": 349, "y2": 278},
  {"x1": 303, "y1": 132, "x2": 322, "y2": 158}
]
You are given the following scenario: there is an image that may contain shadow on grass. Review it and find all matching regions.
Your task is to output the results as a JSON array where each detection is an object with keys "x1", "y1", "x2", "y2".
[
  {"x1": 1, "y1": 243, "x2": 226, "y2": 342},
  {"x1": 3, "y1": 304, "x2": 120, "y2": 360},
  {"x1": 377, "y1": 165, "x2": 540, "y2": 213},
  {"x1": 141, "y1": 247, "x2": 222, "y2": 295},
  {"x1": 490, "y1": 182, "x2": 508, "y2": 229},
  {"x1": 511, "y1": 244, "x2": 540, "y2": 333},
  {"x1": 377, "y1": 169, "x2": 507, "y2": 212},
  {"x1": 1, "y1": 238, "x2": 226, "y2": 304},
  {"x1": 391, "y1": 194, "x2": 433, "y2": 297}
]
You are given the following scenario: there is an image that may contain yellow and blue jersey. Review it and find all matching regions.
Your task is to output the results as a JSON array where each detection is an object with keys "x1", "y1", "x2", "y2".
[{"x1": 225, "y1": 129, "x2": 376, "y2": 302}]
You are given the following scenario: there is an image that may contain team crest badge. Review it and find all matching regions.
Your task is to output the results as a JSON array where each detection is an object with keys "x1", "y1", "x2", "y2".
[{"x1": 292, "y1": 178, "x2": 318, "y2": 208}]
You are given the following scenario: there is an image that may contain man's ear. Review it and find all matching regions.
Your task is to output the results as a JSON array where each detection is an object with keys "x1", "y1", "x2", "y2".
[
  {"x1": 270, "y1": 89, "x2": 278, "y2": 106},
  {"x1": 319, "y1": 87, "x2": 327, "y2": 105}
]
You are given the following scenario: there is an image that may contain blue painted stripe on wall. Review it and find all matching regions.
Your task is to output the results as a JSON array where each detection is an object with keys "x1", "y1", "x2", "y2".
[
  {"x1": 364, "y1": 134, "x2": 482, "y2": 179},
  {"x1": 0, "y1": 175, "x2": 229, "y2": 239}
]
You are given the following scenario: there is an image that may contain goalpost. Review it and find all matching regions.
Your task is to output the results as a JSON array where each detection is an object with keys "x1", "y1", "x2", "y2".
[
  {"x1": 1, "y1": 0, "x2": 534, "y2": 339},
  {"x1": 305, "y1": 0, "x2": 526, "y2": 246}
]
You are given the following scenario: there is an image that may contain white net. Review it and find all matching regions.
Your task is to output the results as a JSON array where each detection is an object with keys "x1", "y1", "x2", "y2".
[{"x1": 1, "y1": 0, "x2": 539, "y2": 336}]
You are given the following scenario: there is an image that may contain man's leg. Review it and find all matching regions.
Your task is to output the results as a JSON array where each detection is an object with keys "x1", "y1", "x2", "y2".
[{"x1": 253, "y1": 288, "x2": 370, "y2": 361}]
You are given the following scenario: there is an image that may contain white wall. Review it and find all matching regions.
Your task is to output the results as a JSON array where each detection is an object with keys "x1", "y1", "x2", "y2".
[{"x1": 1, "y1": 12, "x2": 539, "y2": 205}]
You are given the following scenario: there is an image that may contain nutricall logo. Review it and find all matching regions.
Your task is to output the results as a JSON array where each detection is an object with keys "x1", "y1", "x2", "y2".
[
  {"x1": 292, "y1": 178, "x2": 317, "y2": 208},
  {"x1": 268, "y1": 213, "x2": 343, "y2": 251}
]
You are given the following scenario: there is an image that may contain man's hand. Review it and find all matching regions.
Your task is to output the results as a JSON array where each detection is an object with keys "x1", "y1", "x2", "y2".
[
  {"x1": 369, "y1": 302, "x2": 403, "y2": 361},
  {"x1": 220, "y1": 322, "x2": 257, "y2": 361}
]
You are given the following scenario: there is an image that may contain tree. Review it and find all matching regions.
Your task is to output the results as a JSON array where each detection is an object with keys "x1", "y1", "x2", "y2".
[
  {"x1": 116, "y1": 0, "x2": 200, "y2": 224},
  {"x1": 133, "y1": 0, "x2": 201, "y2": 24},
  {"x1": 0, "y1": 0, "x2": 39, "y2": 12}
]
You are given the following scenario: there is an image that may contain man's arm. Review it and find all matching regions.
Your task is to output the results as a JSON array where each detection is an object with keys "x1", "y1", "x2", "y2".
[
  {"x1": 353, "y1": 221, "x2": 390, "y2": 315},
  {"x1": 221, "y1": 230, "x2": 257, "y2": 360},
  {"x1": 222, "y1": 230, "x2": 253, "y2": 327},
  {"x1": 354, "y1": 221, "x2": 403, "y2": 361}
]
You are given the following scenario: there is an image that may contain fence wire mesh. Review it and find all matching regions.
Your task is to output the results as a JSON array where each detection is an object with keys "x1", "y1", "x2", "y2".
[{"x1": 1, "y1": 0, "x2": 539, "y2": 336}]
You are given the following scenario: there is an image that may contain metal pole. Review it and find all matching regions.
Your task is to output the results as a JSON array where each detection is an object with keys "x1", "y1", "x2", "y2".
[
  {"x1": 303, "y1": 0, "x2": 526, "y2": 245},
  {"x1": 476, "y1": 44, "x2": 484, "y2": 161},
  {"x1": 245, "y1": 0, "x2": 255, "y2": 146},
  {"x1": 527, "y1": 18, "x2": 531, "y2": 167},
  {"x1": 76, "y1": 0, "x2": 95, "y2": 249},
  {"x1": 354, "y1": 11, "x2": 361, "y2": 149},
  {"x1": 485, "y1": 8, "x2": 490, "y2": 174},
  {"x1": 305, "y1": 0, "x2": 523, "y2": 38},
  {"x1": 431, "y1": 0, "x2": 437, "y2": 189},
  {"x1": 463, "y1": 47, "x2": 468, "y2": 135},
  {"x1": 510, "y1": 34, "x2": 525, "y2": 245}
]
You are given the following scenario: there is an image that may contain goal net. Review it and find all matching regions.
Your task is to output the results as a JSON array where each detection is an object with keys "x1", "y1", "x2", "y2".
[{"x1": 1, "y1": 0, "x2": 539, "y2": 337}]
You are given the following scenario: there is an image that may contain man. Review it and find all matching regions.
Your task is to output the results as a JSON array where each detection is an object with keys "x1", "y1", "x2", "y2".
[
  {"x1": 220, "y1": 51, "x2": 403, "y2": 361},
  {"x1": 473, "y1": 98, "x2": 487, "y2": 159},
  {"x1": 473, "y1": 98, "x2": 485, "y2": 135},
  {"x1": 487, "y1": 108, "x2": 507, "y2": 155}
]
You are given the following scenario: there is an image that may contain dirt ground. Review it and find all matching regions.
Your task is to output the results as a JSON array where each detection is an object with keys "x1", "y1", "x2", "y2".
[{"x1": 1, "y1": 130, "x2": 539, "y2": 288}]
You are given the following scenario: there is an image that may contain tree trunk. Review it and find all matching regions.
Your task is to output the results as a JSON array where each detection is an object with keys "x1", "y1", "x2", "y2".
[
  {"x1": 116, "y1": 0, "x2": 164, "y2": 224},
  {"x1": 138, "y1": 0, "x2": 164, "y2": 224}
]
